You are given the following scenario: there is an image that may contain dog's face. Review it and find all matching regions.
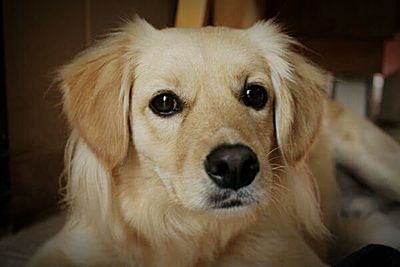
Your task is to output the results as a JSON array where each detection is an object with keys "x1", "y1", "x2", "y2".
[
  {"x1": 59, "y1": 19, "x2": 326, "y2": 216},
  {"x1": 131, "y1": 27, "x2": 275, "y2": 212}
]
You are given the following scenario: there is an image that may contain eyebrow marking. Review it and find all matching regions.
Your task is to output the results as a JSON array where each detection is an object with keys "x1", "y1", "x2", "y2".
[{"x1": 244, "y1": 75, "x2": 249, "y2": 88}]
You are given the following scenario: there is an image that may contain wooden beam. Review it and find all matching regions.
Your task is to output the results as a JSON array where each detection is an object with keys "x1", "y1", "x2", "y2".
[
  {"x1": 213, "y1": 0, "x2": 266, "y2": 28},
  {"x1": 175, "y1": 0, "x2": 209, "y2": 27}
]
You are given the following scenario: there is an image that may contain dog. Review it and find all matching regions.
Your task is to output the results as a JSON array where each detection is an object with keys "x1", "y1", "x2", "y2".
[{"x1": 29, "y1": 18, "x2": 400, "y2": 267}]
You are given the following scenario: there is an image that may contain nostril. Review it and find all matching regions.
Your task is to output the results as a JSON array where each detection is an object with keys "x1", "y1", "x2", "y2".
[
  {"x1": 213, "y1": 161, "x2": 230, "y2": 177},
  {"x1": 243, "y1": 158, "x2": 259, "y2": 173}
]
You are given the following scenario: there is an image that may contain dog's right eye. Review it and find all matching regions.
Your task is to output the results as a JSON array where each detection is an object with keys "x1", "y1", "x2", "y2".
[{"x1": 149, "y1": 92, "x2": 182, "y2": 117}]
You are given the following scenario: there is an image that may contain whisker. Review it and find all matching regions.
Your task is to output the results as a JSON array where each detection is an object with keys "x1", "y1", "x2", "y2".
[
  {"x1": 267, "y1": 155, "x2": 284, "y2": 162},
  {"x1": 272, "y1": 182, "x2": 289, "y2": 192},
  {"x1": 271, "y1": 167, "x2": 289, "y2": 172},
  {"x1": 266, "y1": 146, "x2": 281, "y2": 158},
  {"x1": 271, "y1": 167, "x2": 289, "y2": 175}
]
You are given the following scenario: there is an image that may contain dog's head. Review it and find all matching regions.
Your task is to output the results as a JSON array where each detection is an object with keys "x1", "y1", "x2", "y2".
[{"x1": 60, "y1": 19, "x2": 326, "y2": 220}]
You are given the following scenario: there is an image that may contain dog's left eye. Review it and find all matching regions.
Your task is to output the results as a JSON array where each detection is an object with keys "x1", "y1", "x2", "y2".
[
  {"x1": 149, "y1": 92, "x2": 182, "y2": 117},
  {"x1": 241, "y1": 84, "x2": 268, "y2": 110}
]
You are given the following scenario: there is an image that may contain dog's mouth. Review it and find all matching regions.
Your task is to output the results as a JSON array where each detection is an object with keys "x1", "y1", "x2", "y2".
[
  {"x1": 213, "y1": 199, "x2": 244, "y2": 209},
  {"x1": 208, "y1": 189, "x2": 257, "y2": 210}
]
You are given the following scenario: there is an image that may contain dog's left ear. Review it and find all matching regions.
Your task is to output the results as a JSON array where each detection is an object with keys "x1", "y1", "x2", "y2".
[
  {"x1": 274, "y1": 53, "x2": 327, "y2": 165},
  {"x1": 246, "y1": 21, "x2": 327, "y2": 165}
]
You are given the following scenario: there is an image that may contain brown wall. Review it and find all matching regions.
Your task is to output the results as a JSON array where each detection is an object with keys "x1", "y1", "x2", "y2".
[
  {"x1": 383, "y1": 33, "x2": 400, "y2": 76},
  {"x1": 3, "y1": 0, "x2": 175, "y2": 229}
]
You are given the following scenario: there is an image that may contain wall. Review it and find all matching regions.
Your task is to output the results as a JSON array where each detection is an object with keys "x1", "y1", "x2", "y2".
[{"x1": 3, "y1": 0, "x2": 175, "y2": 229}]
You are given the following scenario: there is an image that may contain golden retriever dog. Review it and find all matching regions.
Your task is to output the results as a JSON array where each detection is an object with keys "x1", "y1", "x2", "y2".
[{"x1": 29, "y1": 18, "x2": 400, "y2": 267}]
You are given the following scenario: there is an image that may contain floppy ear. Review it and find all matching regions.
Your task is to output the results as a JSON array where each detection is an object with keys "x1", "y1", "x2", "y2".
[
  {"x1": 58, "y1": 19, "x2": 154, "y2": 169},
  {"x1": 247, "y1": 21, "x2": 327, "y2": 165},
  {"x1": 274, "y1": 53, "x2": 327, "y2": 164},
  {"x1": 247, "y1": 21, "x2": 329, "y2": 239}
]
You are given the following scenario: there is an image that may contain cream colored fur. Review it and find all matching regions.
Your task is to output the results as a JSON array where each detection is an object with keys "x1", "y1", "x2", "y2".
[{"x1": 29, "y1": 18, "x2": 400, "y2": 267}]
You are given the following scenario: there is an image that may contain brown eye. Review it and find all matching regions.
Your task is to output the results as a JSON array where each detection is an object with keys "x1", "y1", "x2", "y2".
[
  {"x1": 241, "y1": 84, "x2": 268, "y2": 110},
  {"x1": 149, "y1": 92, "x2": 182, "y2": 117}
]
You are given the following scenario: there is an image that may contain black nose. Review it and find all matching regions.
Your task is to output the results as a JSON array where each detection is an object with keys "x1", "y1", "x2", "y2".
[{"x1": 204, "y1": 144, "x2": 260, "y2": 190}]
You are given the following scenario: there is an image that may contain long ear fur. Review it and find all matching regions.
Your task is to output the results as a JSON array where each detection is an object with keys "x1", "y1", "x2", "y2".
[
  {"x1": 275, "y1": 54, "x2": 327, "y2": 164},
  {"x1": 246, "y1": 21, "x2": 329, "y2": 238},
  {"x1": 246, "y1": 21, "x2": 327, "y2": 165},
  {"x1": 58, "y1": 18, "x2": 154, "y2": 170},
  {"x1": 59, "y1": 19, "x2": 156, "y2": 239}
]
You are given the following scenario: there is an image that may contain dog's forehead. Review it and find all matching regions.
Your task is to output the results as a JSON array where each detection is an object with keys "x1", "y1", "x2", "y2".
[{"x1": 135, "y1": 27, "x2": 267, "y2": 81}]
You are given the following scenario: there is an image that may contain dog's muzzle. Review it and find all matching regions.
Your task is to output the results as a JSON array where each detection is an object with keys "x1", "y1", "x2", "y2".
[{"x1": 204, "y1": 144, "x2": 259, "y2": 191}]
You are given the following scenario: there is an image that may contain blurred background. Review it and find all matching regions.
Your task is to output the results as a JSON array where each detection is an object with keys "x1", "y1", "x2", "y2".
[{"x1": 0, "y1": 0, "x2": 399, "y2": 265}]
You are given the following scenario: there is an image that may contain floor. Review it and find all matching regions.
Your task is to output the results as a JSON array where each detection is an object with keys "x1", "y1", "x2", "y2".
[{"x1": 0, "y1": 213, "x2": 65, "y2": 267}]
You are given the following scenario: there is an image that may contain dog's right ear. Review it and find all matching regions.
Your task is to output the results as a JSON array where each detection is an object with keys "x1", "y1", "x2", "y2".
[{"x1": 58, "y1": 18, "x2": 155, "y2": 170}]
